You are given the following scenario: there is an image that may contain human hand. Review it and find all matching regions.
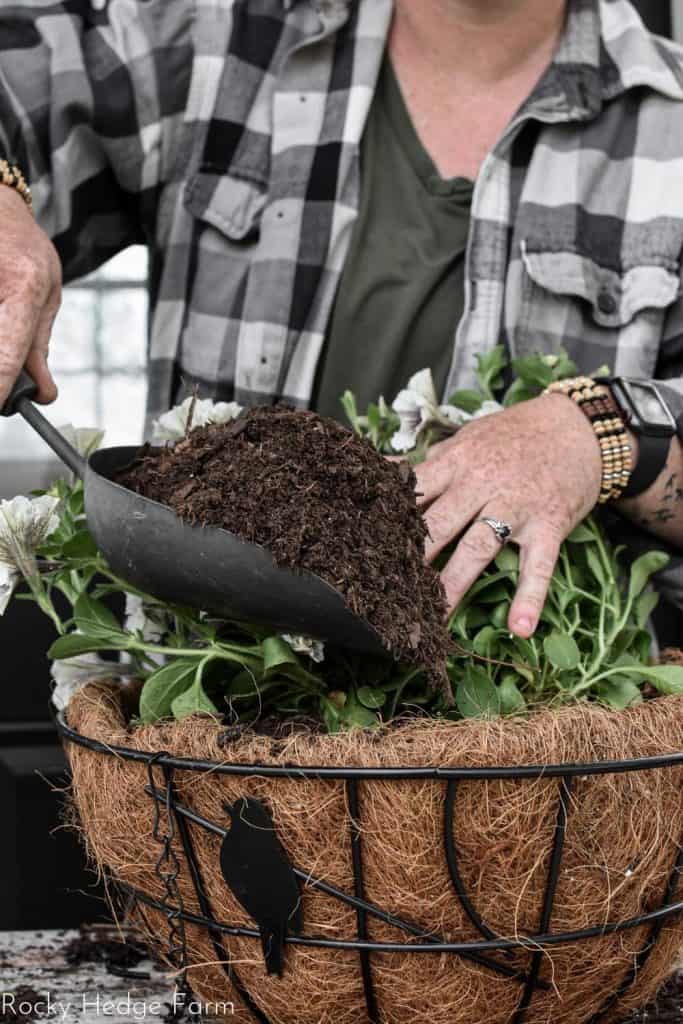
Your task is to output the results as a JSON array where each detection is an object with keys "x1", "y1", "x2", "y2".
[
  {"x1": 415, "y1": 393, "x2": 604, "y2": 637},
  {"x1": 0, "y1": 186, "x2": 62, "y2": 408}
]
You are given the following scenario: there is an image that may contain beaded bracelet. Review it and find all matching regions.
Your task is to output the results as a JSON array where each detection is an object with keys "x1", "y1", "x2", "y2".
[
  {"x1": 0, "y1": 159, "x2": 32, "y2": 211},
  {"x1": 545, "y1": 376, "x2": 633, "y2": 504}
]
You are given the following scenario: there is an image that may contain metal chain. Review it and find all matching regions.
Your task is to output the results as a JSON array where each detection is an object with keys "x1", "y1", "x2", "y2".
[{"x1": 147, "y1": 754, "x2": 202, "y2": 1023}]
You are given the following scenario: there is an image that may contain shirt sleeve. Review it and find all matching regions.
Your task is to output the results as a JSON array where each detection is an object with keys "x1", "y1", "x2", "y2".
[
  {"x1": 623, "y1": 295, "x2": 683, "y2": 616},
  {"x1": 658, "y1": 286, "x2": 683, "y2": 430},
  {"x1": 0, "y1": 1, "x2": 193, "y2": 282}
]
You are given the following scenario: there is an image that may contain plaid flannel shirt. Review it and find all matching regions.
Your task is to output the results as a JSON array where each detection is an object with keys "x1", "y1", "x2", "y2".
[{"x1": 2, "y1": 0, "x2": 683, "y2": 607}]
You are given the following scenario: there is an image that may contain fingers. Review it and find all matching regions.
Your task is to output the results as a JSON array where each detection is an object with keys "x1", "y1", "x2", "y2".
[
  {"x1": 438, "y1": 513, "x2": 561, "y2": 636},
  {"x1": 413, "y1": 450, "x2": 456, "y2": 507},
  {"x1": 0, "y1": 190, "x2": 62, "y2": 408},
  {"x1": 422, "y1": 487, "x2": 482, "y2": 562},
  {"x1": 507, "y1": 529, "x2": 561, "y2": 638},
  {"x1": 0, "y1": 295, "x2": 43, "y2": 408},
  {"x1": 440, "y1": 514, "x2": 516, "y2": 612},
  {"x1": 25, "y1": 285, "x2": 61, "y2": 404}
]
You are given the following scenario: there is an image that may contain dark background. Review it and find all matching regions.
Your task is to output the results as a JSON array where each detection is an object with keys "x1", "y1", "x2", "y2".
[{"x1": 0, "y1": 0, "x2": 678, "y2": 931}]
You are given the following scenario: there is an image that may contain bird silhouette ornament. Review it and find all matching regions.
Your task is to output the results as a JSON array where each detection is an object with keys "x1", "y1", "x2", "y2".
[{"x1": 219, "y1": 797, "x2": 303, "y2": 976}]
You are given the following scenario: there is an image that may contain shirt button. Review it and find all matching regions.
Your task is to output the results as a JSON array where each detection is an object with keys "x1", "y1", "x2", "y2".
[{"x1": 597, "y1": 289, "x2": 617, "y2": 315}]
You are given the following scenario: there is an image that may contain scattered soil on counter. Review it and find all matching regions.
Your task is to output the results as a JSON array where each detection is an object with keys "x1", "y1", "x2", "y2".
[
  {"x1": 117, "y1": 406, "x2": 450, "y2": 691},
  {"x1": 64, "y1": 926, "x2": 148, "y2": 973},
  {"x1": 0, "y1": 988, "x2": 48, "y2": 1023}
]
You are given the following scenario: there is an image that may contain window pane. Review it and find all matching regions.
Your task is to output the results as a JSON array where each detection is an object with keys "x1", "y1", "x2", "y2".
[{"x1": 0, "y1": 246, "x2": 149, "y2": 490}]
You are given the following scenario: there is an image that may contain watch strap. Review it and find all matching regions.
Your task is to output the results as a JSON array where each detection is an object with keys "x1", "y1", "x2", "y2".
[{"x1": 620, "y1": 431, "x2": 671, "y2": 499}]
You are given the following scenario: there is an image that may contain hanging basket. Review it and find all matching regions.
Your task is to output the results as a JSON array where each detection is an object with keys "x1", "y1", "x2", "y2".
[{"x1": 60, "y1": 682, "x2": 683, "y2": 1024}]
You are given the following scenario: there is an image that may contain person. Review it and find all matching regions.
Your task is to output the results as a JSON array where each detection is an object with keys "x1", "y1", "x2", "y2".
[{"x1": 0, "y1": 0, "x2": 682, "y2": 640}]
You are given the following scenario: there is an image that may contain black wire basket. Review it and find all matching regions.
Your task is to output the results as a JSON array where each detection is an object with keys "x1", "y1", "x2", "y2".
[{"x1": 57, "y1": 698, "x2": 683, "y2": 1024}]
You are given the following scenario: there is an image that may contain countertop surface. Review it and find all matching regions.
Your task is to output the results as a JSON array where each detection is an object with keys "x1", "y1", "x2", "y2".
[
  {"x1": 0, "y1": 929, "x2": 181, "y2": 1023},
  {"x1": 0, "y1": 928, "x2": 681, "y2": 1022}
]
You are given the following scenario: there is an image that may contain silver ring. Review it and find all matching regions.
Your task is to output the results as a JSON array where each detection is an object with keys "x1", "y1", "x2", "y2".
[{"x1": 476, "y1": 516, "x2": 512, "y2": 545}]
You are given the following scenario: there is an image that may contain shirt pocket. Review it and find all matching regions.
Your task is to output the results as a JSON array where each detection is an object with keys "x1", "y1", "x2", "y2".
[
  {"x1": 176, "y1": 171, "x2": 269, "y2": 388},
  {"x1": 517, "y1": 243, "x2": 681, "y2": 377},
  {"x1": 184, "y1": 169, "x2": 267, "y2": 241}
]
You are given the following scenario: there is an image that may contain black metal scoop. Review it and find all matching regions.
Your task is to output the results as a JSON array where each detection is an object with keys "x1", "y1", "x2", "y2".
[{"x1": 2, "y1": 373, "x2": 385, "y2": 655}]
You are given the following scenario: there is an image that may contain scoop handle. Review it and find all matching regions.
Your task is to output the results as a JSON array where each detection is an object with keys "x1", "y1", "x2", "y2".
[
  {"x1": 1, "y1": 370, "x2": 86, "y2": 478},
  {"x1": 1, "y1": 370, "x2": 38, "y2": 415}
]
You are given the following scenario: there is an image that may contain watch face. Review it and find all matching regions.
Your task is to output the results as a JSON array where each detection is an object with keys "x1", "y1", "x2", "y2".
[{"x1": 621, "y1": 380, "x2": 676, "y2": 433}]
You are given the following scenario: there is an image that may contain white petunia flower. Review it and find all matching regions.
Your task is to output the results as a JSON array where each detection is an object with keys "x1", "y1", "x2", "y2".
[
  {"x1": 0, "y1": 563, "x2": 17, "y2": 615},
  {"x1": 282, "y1": 633, "x2": 325, "y2": 664},
  {"x1": 58, "y1": 424, "x2": 105, "y2": 459},
  {"x1": 51, "y1": 653, "x2": 115, "y2": 711},
  {"x1": 122, "y1": 594, "x2": 170, "y2": 667},
  {"x1": 473, "y1": 399, "x2": 504, "y2": 420},
  {"x1": 152, "y1": 397, "x2": 243, "y2": 443},
  {"x1": 0, "y1": 495, "x2": 61, "y2": 614},
  {"x1": 390, "y1": 369, "x2": 482, "y2": 453},
  {"x1": 391, "y1": 369, "x2": 442, "y2": 452}
]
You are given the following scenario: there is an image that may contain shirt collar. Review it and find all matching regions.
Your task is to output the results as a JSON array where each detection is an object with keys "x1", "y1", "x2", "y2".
[
  {"x1": 525, "y1": 0, "x2": 683, "y2": 124},
  {"x1": 281, "y1": 0, "x2": 683, "y2": 117}
]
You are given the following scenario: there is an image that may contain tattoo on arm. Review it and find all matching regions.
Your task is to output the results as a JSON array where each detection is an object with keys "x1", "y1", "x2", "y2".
[{"x1": 636, "y1": 472, "x2": 681, "y2": 530}]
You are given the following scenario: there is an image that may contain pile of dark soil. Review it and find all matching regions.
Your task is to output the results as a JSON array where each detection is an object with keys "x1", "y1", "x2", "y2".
[
  {"x1": 64, "y1": 925, "x2": 147, "y2": 973},
  {"x1": 117, "y1": 406, "x2": 449, "y2": 688}
]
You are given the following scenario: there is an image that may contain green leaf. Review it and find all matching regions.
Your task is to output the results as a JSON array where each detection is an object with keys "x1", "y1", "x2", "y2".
[
  {"x1": 498, "y1": 674, "x2": 526, "y2": 714},
  {"x1": 502, "y1": 379, "x2": 537, "y2": 407},
  {"x1": 67, "y1": 483, "x2": 86, "y2": 518},
  {"x1": 226, "y1": 670, "x2": 260, "y2": 698},
  {"x1": 450, "y1": 604, "x2": 471, "y2": 640},
  {"x1": 456, "y1": 667, "x2": 500, "y2": 719},
  {"x1": 62, "y1": 530, "x2": 99, "y2": 559},
  {"x1": 262, "y1": 636, "x2": 300, "y2": 673},
  {"x1": 512, "y1": 635, "x2": 539, "y2": 667},
  {"x1": 357, "y1": 686, "x2": 386, "y2": 710},
  {"x1": 341, "y1": 391, "x2": 361, "y2": 435},
  {"x1": 616, "y1": 664, "x2": 683, "y2": 696},
  {"x1": 566, "y1": 523, "x2": 594, "y2": 544},
  {"x1": 48, "y1": 633, "x2": 124, "y2": 660},
  {"x1": 472, "y1": 626, "x2": 502, "y2": 658},
  {"x1": 490, "y1": 601, "x2": 510, "y2": 629},
  {"x1": 512, "y1": 661, "x2": 536, "y2": 684},
  {"x1": 476, "y1": 582, "x2": 511, "y2": 605},
  {"x1": 447, "y1": 389, "x2": 483, "y2": 414},
  {"x1": 475, "y1": 345, "x2": 507, "y2": 398},
  {"x1": 596, "y1": 677, "x2": 642, "y2": 711},
  {"x1": 73, "y1": 593, "x2": 123, "y2": 638},
  {"x1": 539, "y1": 604, "x2": 563, "y2": 629},
  {"x1": 510, "y1": 353, "x2": 553, "y2": 390},
  {"x1": 635, "y1": 590, "x2": 660, "y2": 629},
  {"x1": 139, "y1": 660, "x2": 198, "y2": 723},
  {"x1": 494, "y1": 547, "x2": 519, "y2": 574},
  {"x1": 585, "y1": 547, "x2": 606, "y2": 586},
  {"x1": 463, "y1": 571, "x2": 513, "y2": 603},
  {"x1": 543, "y1": 631, "x2": 581, "y2": 671},
  {"x1": 171, "y1": 678, "x2": 218, "y2": 719},
  {"x1": 321, "y1": 697, "x2": 341, "y2": 734},
  {"x1": 627, "y1": 551, "x2": 670, "y2": 605},
  {"x1": 341, "y1": 693, "x2": 379, "y2": 730}
]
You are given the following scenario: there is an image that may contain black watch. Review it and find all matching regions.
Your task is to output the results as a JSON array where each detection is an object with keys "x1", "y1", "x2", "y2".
[{"x1": 597, "y1": 377, "x2": 676, "y2": 498}]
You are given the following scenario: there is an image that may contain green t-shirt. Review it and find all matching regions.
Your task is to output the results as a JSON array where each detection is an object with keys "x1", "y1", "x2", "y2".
[{"x1": 313, "y1": 56, "x2": 473, "y2": 421}]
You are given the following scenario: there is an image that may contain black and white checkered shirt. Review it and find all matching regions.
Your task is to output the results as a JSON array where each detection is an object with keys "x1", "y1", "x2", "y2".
[{"x1": 2, "y1": 0, "x2": 683, "y2": 602}]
